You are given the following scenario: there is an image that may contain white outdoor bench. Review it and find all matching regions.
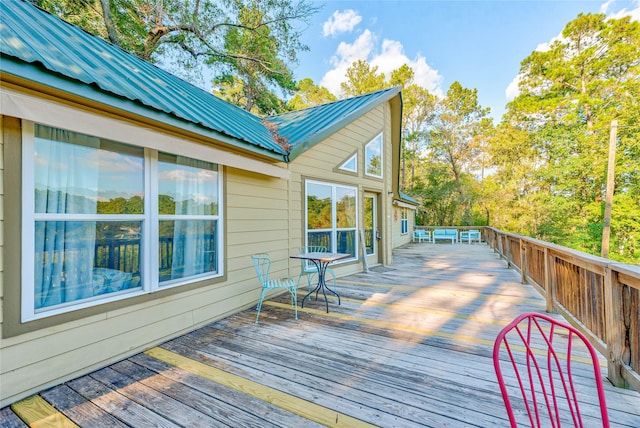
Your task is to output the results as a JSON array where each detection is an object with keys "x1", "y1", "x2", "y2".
[
  {"x1": 432, "y1": 229, "x2": 458, "y2": 243},
  {"x1": 413, "y1": 229, "x2": 431, "y2": 243},
  {"x1": 459, "y1": 229, "x2": 482, "y2": 244}
]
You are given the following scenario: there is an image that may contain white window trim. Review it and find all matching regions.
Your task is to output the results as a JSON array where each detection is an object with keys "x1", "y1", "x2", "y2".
[
  {"x1": 401, "y1": 208, "x2": 409, "y2": 235},
  {"x1": 305, "y1": 180, "x2": 358, "y2": 262},
  {"x1": 365, "y1": 133, "x2": 383, "y2": 178},
  {"x1": 21, "y1": 121, "x2": 224, "y2": 321},
  {"x1": 338, "y1": 153, "x2": 358, "y2": 173}
]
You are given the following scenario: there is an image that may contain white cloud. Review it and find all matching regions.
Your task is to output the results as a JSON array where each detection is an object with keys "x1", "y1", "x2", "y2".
[
  {"x1": 320, "y1": 30, "x2": 376, "y2": 94},
  {"x1": 323, "y1": 10, "x2": 362, "y2": 37},
  {"x1": 371, "y1": 40, "x2": 443, "y2": 96},
  {"x1": 602, "y1": 0, "x2": 640, "y2": 21},
  {"x1": 320, "y1": 31, "x2": 443, "y2": 98},
  {"x1": 505, "y1": 0, "x2": 639, "y2": 101},
  {"x1": 600, "y1": 0, "x2": 616, "y2": 14},
  {"x1": 505, "y1": 74, "x2": 521, "y2": 101},
  {"x1": 534, "y1": 35, "x2": 561, "y2": 53}
]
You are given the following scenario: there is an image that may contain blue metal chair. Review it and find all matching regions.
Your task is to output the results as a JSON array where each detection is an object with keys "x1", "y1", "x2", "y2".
[
  {"x1": 251, "y1": 253, "x2": 298, "y2": 323},
  {"x1": 297, "y1": 246, "x2": 337, "y2": 293}
]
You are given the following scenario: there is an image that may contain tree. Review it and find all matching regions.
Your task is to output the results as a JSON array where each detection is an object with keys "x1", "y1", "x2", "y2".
[
  {"x1": 212, "y1": 4, "x2": 299, "y2": 114},
  {"x1": 501, "y1": 13, "x2": 640, "y2": 263},
  {"x1": 36, "y1": 0, "x2": 319, "y2": 111},
  {"x1": 212, "y1": 75, "x2": 285, "y2": 115},
  {"x1": 425, "y1": 82, "x2": 490, "y2": 225},
  {"x1": 390, "y1": 67, "x2": 437, "y2": 190},
  {"x1": 286, "y1": 78, "x2": 337, "y2": 110},
  {"x1": 430, "y1": 82, "x2": 490, "y2": 185},
  {"x1": 340, "y1": 60, "x2": 388, "y2": 97}
]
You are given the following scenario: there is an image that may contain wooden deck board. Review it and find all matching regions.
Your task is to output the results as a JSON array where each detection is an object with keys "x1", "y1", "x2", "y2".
[
  {"x1": 40, "y1": 385, "x2": 128, "y2": 428},
  {"x1": 178, "y1": 325, "x2": 508, "y2": 426},
  {"x1": 3, "y1": 244, "x2": 640, "y2": 427}
]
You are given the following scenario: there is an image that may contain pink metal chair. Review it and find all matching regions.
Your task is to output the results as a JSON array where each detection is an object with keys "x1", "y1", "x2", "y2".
[{"x1": 493, "y1": 312, "x2": 610, "y2": 427}]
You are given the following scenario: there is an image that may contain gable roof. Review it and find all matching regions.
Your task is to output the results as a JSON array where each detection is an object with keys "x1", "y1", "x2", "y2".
[
  {"x1": 0, "y1": 0, "x2": 401, "y2": 165},
  {"x1": 0, "y1": 0, "x2": 284, "y2": 158},
  {"x1": 265, "y1": 87, "x2": 401, "y2": 161}
]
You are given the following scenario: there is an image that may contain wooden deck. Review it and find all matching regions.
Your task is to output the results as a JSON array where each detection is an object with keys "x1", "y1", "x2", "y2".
[{"x1": 3, "y1": 243, "x2": 640, "y2": 427}]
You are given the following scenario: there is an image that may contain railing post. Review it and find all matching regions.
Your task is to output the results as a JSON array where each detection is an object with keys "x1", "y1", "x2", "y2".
[
  {"x1": 604, "y1": 265, "x2": 627, "y2": 387},
  {"x1": 520, "y1": 239, "x2": 527, "y2": 284},
  {"x1": 544, "y1": 248, "x2": 556, "y2": 313},
  {"x1": 505, "y1": 237, "x2": 512, "y2": 268}
]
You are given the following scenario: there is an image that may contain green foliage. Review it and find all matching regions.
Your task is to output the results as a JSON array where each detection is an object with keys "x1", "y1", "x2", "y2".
[
  {"x1": 38, "y1": 0, "x2": 318, "y2": 112},
  {"x1": 307, "y1": 195, "x2": 331, "y2": 229},
  {"x1": 97, "y1": 195, "x2": 144, "y2": 214},
  {"x1": 340, "y1": 60, "x2": 389, "y2": 97},
  {"x1": 407, "y1": 81, "x2": 491, "y2": 226},
  {"x1": 213, "y1": 3, "x2": 298, "y2": 114},
  {"x1": 493, "y1": 13, "x2": 640, "y2": 265},
  {"x1": 402, "y1": 84, "x2": 438, "y2": 189},
  {"x1": 286, "y1": 78, "x2": 337, "y2": 110},
  {"x1": 430, "y1": 82, "x2": 491, "y2": 184}
]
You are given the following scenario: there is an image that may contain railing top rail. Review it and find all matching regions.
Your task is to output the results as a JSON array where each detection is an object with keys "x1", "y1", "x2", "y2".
[
  {"x1": 610, "y1": 261, "x2": 640, "y2": 278},
  {"x1": 485, "y1": 227, "x2": 639, "y2": 283},
  {"x1": 418, "y1": 226, "x2": 485, "y2": 230}
]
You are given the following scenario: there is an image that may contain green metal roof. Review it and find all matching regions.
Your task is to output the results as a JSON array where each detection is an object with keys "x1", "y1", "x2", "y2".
[
  {"x1": 0, "y1": 0, "x2": 283, "y2": 157},
  {"x1": 0, "y1": 0, "x2": 401, "y2": 164},
  {"x1": 265, "y1": 87, "x2": 401, "y2": 161},
  {"x1": 399, "y1": 191, "x2": 420, "y2": 206}
]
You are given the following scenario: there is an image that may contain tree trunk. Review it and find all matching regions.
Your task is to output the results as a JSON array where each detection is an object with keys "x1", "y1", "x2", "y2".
[{"x1": 99, "y1": 0, "x2": 120, "y2": 47}]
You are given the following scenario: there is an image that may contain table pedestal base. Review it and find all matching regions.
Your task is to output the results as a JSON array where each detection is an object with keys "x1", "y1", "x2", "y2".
[{"x1": 300, "y1": 260, "x2": 340, "y2": 313}]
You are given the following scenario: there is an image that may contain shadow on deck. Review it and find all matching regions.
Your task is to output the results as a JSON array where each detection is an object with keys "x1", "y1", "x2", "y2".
[{"x1": 3, "y1": 243, "x2": 640, "y2": 427}]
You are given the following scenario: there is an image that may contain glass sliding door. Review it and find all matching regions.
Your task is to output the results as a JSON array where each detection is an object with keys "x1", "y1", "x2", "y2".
[{"x1": 364, "y1": 194, "x2": 377, "y2": 256}]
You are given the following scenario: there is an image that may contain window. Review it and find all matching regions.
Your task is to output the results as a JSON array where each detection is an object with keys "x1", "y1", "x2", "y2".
[
  {"x1": 365, "y1": 133, "x2": 383, "y2": 178},
  {"x1": 338, "y1": 153, "x2": 357, "y2": 173},
  {"x1": 401, "y1": 208, "x2": 409, "y2": 235},
  {"x1": 22, "y1": 124, "x2": 222, "y2": 321},
  {"x1": 305, "y1": 180, "x2": 357, "y2": 259}
]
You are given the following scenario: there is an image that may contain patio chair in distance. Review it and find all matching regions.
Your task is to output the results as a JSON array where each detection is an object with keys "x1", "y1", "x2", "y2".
[
  {"x1": 493, "y1": 312, "x2": 610, "y2": 428},
  {"x1": 251, "y1": 253, "x2": 298, "y2": 323},
  {"x1": 297, "y1": 246, "x2": 337, "y2": 293}
]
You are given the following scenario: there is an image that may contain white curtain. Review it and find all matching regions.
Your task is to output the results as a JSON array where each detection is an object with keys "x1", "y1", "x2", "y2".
[
  {"x1": 164, "y1": 156, "x2": 216, "y2": 280},
  {"x1": 34, "y1": 125, "x2": 98, "y2": 309}
]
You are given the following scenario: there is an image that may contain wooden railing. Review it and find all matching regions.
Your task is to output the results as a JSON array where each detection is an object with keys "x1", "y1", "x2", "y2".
[{"x1": 484, "y1": 227, "x2": 640, "y2": 392}]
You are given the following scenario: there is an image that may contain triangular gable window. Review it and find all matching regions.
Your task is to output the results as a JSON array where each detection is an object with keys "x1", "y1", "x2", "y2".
[{"x1": 339, "y1": 153, "x2": 357, "y2": 173}]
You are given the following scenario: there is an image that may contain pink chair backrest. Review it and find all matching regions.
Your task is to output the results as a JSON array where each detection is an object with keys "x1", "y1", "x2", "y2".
[{"x1": 493, "y1": 312, "x2": 610, "y2": 427}]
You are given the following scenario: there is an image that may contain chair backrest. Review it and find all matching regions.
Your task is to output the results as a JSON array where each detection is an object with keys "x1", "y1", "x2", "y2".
[
  {"x1": 493, "y1": 312, "x2": 610, "y2": 428},
  {"x1": 251, "y1": 253, "x2": 271, "y2": 286},
  {"x1": 298, "y1": 246, "x2": 327, "y2": 271},
  {"x1": 299, "y1": 245, "x2": 328, "y2": 253}
]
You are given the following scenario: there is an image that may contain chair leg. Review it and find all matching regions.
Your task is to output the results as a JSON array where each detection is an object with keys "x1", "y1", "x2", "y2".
[
  {"x1": 290, "y1": 287, "x2": 298, "y2": 320},
  {"x1": 255, "y1": 288, "x2": 267, "y2": 323}
]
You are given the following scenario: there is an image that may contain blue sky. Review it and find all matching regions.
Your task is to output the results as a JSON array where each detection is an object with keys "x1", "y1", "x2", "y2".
[{"x1": 294, "y1": 0, "x2": 640, "y2": 121}]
